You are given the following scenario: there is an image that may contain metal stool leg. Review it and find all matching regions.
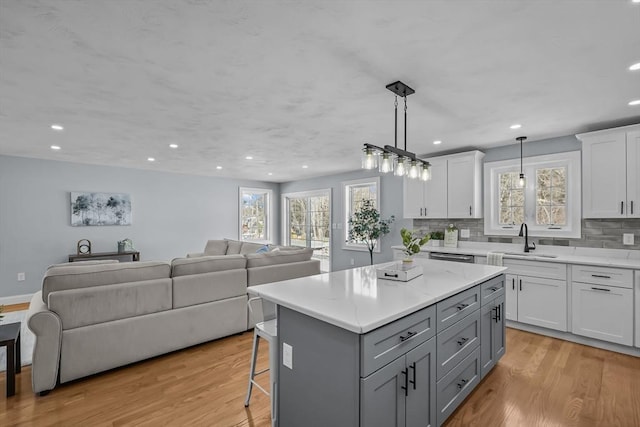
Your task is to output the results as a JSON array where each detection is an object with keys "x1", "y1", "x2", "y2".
[
  {"x1": 269, "y1": 337, "x2": 277, "y2": 427},
  {"x1": 244, "y1": 328, "x2": 260, "y2": 407}
]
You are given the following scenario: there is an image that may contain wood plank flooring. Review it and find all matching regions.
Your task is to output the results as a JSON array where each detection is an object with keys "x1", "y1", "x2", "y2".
[{"x1": 1, "y1": 323, "x2": 639, "y2": 426}]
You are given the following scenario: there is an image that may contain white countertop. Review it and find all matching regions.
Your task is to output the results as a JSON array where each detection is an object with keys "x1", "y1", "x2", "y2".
[
  {"x1": 249, "y1": 258, "x2": 506, "y2": 334},
  {"x1": 393, "y1": 242, "x2": 640, "y2": 269}
]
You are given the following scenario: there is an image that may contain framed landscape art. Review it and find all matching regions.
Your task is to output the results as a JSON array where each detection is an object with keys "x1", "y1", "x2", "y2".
[{"x1": 71, "y1": 192, "x2": 132, "y2": 226}]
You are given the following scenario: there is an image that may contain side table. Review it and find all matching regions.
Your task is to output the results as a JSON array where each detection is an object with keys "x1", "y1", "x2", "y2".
[{"x1": 0, "y1": 322, "x2": 21, "y2": 397}]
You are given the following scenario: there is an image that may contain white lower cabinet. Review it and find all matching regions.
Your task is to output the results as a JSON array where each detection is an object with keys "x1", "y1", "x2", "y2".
[{"x1": 571, "y1": 283, "x2": 633, "y2": 346}]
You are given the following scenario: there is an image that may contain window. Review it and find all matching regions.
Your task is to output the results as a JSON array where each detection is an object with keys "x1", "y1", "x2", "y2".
[
  {"x1": 484, "y1": 151, "x2": 581, "y2": 238},
  {"x1": 342, "y1": 177, "x2": 380, "y2": 250},
  {"x1": 239, "y1": 187, "x2": 273, "y2": 243}
]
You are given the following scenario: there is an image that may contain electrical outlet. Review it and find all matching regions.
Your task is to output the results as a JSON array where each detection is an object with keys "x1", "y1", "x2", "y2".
[
  {"x1": 17, "y1": 272, "x2": 25, "y2": 281},
  {"x1": 460, "y1": 229, "x2": 470, "y2": 238},
  {"x1": 350, "y1": 258, "x2": 355, "y2": 265},
  {"x1": 283, "y1": 342, "x2": 293, "y2": 370},
  {"x1": 623, "y1": 233, "x2": 635, "y2": 245}
]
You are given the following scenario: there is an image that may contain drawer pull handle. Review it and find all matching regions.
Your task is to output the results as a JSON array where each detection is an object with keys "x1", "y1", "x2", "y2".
[
  {"x1": 591, "y1": 287, "x2": 611, "y2": 292},
  {"x1": 400, "y1": 331, "x2": 417, "y2": 342},
  {"x1": 401, "y1": 368, "x2": 408, "y2": 396},
  {"x1": 456, "y1": 303, "x2": 469, "y2": 311},
  {"x1": 591, "y1": 274, "x2": 611, "y2": 279},
  {"x1": 457, "y1": 337, "x2": 468, "y2": 346},
  {"x1": 489, "y1": 287, "x2": 498, "y2": 292},
  {"x1": 409, "y1": 362, "x2": 417, "y2": 390},
  {"x1": 457, "y1": 379, "x2": 468, "y2": 389},
  {"x1": 384, "y1": 273, "x2": 399, "y2": 278}
]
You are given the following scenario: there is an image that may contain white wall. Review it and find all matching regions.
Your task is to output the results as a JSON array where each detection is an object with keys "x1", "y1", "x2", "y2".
[{"x1": 0, "y1": 155, "x2": 280, "y2": 299}]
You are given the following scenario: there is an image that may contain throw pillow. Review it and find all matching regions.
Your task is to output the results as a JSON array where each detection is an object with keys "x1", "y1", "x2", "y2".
[{"x1": 256, "y1": 245, "x2": 270, "y2": 254}]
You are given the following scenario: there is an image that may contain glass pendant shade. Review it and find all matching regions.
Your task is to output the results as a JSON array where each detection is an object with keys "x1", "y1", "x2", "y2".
[
  {"x1": 517, "y1": 173, "x2": 526, "y2": 188},
  {"x1": 361, "y1": 147, "x2": 378, "y2": 170},
  {"x1": 379, "y1": 152, "x2": 394, "y2": 173},
  {"x1": 408, "y1": 160, "x2": 420, "y2": 179},
  {"x1": 420, "y1": 164, "x2": 431, "y2": 181},
  {"x1": 394, "y1": 156, "x2": 408, "y2": 177}
]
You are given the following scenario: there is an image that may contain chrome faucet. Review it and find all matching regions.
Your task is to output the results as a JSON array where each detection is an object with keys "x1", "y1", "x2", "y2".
[{"x1": 518, "y1": 223, "x2": 536, "y2": 253}]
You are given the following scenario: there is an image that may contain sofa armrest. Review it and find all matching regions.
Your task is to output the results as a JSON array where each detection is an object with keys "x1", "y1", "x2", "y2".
[
  {"x1": 186, "y1": 252, "x2": 205, "y2": 258},
  {"x1": 26, "y1": 291, "x2": 62, "y2": 394}
]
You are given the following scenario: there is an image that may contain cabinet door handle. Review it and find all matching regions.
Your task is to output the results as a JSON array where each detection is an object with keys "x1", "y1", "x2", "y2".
[
  {"x1": 420, "y1": 207, "x2": 423, "y2": 216},
  {"x1": 457, "y1": 378, "x2": 468, "y2": 389},
  {"x1": 456, "y1": 303, "x2": 469, "y2": 311},
  {"x1": 497, "y1": 304, "x2": 501, "y2": 321},
  {"x1": 400, "y1": 331, "x2": 417, "y2": 342},
  {"x1": 457, "y1": 337, "x2": 468, "y2": 346},
  {"x1": 424, "y1": 207, "x2": 427, "y2": 216},
  {"x1": 512, "y1": 278, "x2": 515, "y2": 290},
  {"x1": 591, "y1": 287, "x2": 611, "y2": 292},
  {"x1": 591, "y1": 274, "x2": 611, "y2": 279},
  {"x1": 632, "y1": 201, "x2": 634, "y2": 215},
  {"x1": 401, "y1": 368, "x2": 409, "y2": 396},
  {"x1": 519, "y1": 279, "x2": 522, "y2": 291},
  {"x1": 492, "y1": 306, "x2": 499, "y2": 322},
  {"x1": 621, "y1": 201, "x2": 624, "y2": 215},
  {"x1": 409, "y1": 362, "x2": 417, "y2": 390},
  {"x1": 469, "y1": 205, "x2": 472, "y2": 216}
]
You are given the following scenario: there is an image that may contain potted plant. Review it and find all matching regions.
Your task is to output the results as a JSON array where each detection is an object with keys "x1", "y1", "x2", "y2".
[
  {"x1": 347, "y1": 199, "x2": 395, "y2": 265},
  {"x1": 400, "y1": 228, "x2": 430, "y2": 267},
  {"x1": 430, "y1": 231, "x2": 444, "y2": 246}
]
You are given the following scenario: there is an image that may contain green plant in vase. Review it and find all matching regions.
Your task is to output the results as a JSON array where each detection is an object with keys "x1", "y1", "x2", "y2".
[
  {"x1": 347, "y1": 199, "x2": 395, "y2": 265},
  {"x1": 430, "y1": 230, "x2": 444, "y2": 246},
  {"x1": 400, "y1": 228, "x2": 430, "y2": 266}
]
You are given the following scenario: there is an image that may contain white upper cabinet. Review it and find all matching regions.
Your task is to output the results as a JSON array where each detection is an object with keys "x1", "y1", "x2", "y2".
[
  {"x1": 578, "y1": 125, "x2": 640, "y2": 218},
  {"x1": 403, "y1": 151, "x2": 484, "y2": 219}
]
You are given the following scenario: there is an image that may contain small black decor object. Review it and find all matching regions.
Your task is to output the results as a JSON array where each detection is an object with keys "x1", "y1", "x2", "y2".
[{"x1": 77, "y1": 239, "x2": 91, "y2": 255}]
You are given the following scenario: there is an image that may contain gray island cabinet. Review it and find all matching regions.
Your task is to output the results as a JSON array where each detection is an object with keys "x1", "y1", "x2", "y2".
[{"x1": 250, "y1": 259, "x2": 507, "y2": 427}]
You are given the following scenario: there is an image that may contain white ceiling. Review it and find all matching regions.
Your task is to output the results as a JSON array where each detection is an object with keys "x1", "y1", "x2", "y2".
[{"x1": 1, "y1": 0, "x2": 639, "y2": 183}]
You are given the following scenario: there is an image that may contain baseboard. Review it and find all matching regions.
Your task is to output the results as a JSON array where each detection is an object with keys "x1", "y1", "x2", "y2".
[
  {"x1": 0, "y1": 293, "x2": 34, "y2": 306},
  {"x1": 506, "y1": 320, "x2": 640, "y2": 357}
]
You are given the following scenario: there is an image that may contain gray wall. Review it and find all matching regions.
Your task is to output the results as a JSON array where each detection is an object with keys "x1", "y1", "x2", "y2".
[
  {"x1": 0, "y1": 155, "x2": 280, "y2": 299},
  {"x1": 281, "y1": 170, "x2": 412, "y2": 272}
]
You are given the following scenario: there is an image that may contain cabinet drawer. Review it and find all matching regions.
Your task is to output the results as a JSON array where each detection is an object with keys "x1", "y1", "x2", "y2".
[
  {"x1": 436, "y1": 346, "x2": 481, "y2": 426},
  {"x1": 361, "y1": 305, "x2": 436, "y2": 377},
  {"x1": 571, "y1": 265, "x2": 633, "y2": 289},
  {"x1": 503, "y1": 259, "x2": 567, "y2": 280},
  {"x1": 436, "y1": 285, "x2": 480, "y2": 332},
  {"x1": 436, "y1": 309, "x2": 480, "y2": 380},
  {"x1": 480, "y1": 275, "x2": 505, "y2": 306}
]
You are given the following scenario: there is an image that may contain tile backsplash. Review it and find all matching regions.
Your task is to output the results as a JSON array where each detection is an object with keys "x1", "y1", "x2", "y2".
[{"x1": 412, "y1": 218, "x2": 640, "y2": 251}]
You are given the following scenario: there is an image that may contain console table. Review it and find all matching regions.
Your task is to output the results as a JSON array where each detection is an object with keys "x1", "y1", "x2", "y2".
[
  {"x1": 0, "y1": 322, "x2": 21, "y2": 397},
  {"x1": 69, "y1": 251, "x2": 140, "y2": 262}
]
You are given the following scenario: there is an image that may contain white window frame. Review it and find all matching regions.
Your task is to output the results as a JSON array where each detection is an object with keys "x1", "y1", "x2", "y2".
[
  {"x1": 342, "y1": 177, "x2": 382, "y2": 252},
  {"x1": 239, "y1": 187, "x2": 273, "y2": 243},
  {"x1": 483, "y1": 151, "x2": 581, "y2": 238}
]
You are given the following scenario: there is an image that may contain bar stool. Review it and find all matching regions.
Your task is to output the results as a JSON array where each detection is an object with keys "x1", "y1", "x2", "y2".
[{"x1": 244, "y1": 297, "x2": 277, "y2": 427}]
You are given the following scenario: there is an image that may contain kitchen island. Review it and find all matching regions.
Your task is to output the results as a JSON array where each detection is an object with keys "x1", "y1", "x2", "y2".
[{"x1": 250, "y1": 258, "x2": 507, "y2": 427}]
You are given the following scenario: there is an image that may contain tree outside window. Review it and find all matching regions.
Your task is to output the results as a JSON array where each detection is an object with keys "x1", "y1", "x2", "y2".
[
  {"x1": 342, "y1": 177, "x2": 381, "y2": 250},
  {"x1": 239, "y1": 187, "x2": 272, "y2": 242}
]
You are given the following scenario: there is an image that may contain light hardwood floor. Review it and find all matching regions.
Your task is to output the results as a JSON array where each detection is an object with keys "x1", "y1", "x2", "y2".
[{"x1": 1, "y1": 318, "x2": 639, "y2": 426}]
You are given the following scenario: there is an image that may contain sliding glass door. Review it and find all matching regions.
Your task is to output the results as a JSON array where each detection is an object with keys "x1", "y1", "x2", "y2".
[{"x1": 282, "y1": 190, "x2": 331, "y2": 272}]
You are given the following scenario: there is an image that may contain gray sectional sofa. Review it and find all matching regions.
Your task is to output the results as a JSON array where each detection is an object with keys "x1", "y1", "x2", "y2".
[{"x1": 26, "y1": 240, "x2": 320, "y2": 394}]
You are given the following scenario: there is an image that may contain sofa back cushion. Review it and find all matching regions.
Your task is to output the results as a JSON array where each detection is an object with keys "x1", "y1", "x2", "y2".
[
  {"x1": 245, "y1": 247, "x2": 314, "y2": 268},
  {"x1": 225, "y1": 239, "x2": 243, "y2": 254},
  {"x1": 170, "y1": 255, "x2": 247, "y2": 277},
  {"x1": 42, "y1": 261, "x2": 171, "y2": 303},
  {"x1": 203, "y1": 240, "x2": 228, "y2": 256}
]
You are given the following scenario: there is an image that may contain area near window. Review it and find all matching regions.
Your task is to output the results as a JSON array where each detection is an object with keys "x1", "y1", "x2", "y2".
[
  {"x1": 342, "y1": 177, "x2": 381, "y2": 251},
  {"x1": 282, "y1": 189, "x2": 332, "y2": 272},
  {"x1": 239, "y1": 187, "x2": 273, "y2": 243},
  {"x1": 484, "y1": 151, "x2": 581, "y2": 238}
]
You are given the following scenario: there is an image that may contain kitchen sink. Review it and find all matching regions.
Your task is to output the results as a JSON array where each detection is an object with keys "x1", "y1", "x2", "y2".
[{"x1": 503, "y1": 252, "x2": 558, "y2": 258}]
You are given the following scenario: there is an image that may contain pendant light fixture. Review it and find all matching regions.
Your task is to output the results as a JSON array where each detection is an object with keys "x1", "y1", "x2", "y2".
[
  {"x1": 361, "y1": 81, "x2": 431, "y2": 181},
  {"x1": 516, "y1": 136, "x2": 527, "y2": 188}
]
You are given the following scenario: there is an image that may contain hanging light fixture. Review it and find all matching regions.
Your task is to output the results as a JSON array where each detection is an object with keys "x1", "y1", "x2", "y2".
[
  {"x1": 361, "y1": 80, "x2": 431, "y2": 181},
  {"x1": 516, "y1": 136, "x2": 527, "y2": 188}
]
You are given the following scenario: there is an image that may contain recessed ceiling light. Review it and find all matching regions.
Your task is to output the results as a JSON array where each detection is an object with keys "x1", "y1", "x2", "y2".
[
  {"x1": 510, "y1": 124, "x2": 522, "y2": 130},
  {"x1": 51, "y1": 124, "x2": 64, "y2": 131},
  {"x1": 245, "y1": 156, "x2": 253, "y2": 160},
  {"x1": 302, "y1": 165, "x2": 308, "y2": 169},
  {"x1": 50, "y1": 145, "x2": 61, "y2": 150},
  {"x1": 268, "y1": 172, "x2": 273, "y2": 176},
  {"x1": 169, "y1": 144, "x2": 178, "y2": 149},
  {"x1": 216, "y1": 166, "x2": 222, "y2": 170},
  {"x1": 147, "y1": 157, "x2": 155, "y2": 162},
  {"x1": 633, "y1": 0, "x2": 640, "y2": 4},
  {"x1": 629, "y1": 99, "x2": 640, "y2": 106},
  {"x1": 630, "y1": 62, "x2": 640, "y2": 71},
  {"x1": 433, "y1": 140, "x2": 442, "y2": 145}
]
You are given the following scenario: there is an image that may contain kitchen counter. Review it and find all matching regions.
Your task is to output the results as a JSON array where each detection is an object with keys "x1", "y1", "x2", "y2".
[
  {"x1": 248, "y1": 258, "x2": 506, "y2": 333},
  {"x1": 393, "y1": 242, "x2": 640, "y2": 269}
]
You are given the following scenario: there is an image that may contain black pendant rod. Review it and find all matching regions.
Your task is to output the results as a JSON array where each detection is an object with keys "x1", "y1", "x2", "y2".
[
  {"x1": 394, "y1": 95, "x2": 398, "y2": 149},
  {"x1": 404, "y1": 96, "x2": 408, "y2": 152},
  {"x1": 517, "y1": 136, "x2": 527, "y2": 174}
]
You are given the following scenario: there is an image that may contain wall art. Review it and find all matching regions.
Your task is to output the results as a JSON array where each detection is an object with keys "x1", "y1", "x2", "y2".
[{"x1": 71, "y1": 192, "x2": 132, "y2": 226}]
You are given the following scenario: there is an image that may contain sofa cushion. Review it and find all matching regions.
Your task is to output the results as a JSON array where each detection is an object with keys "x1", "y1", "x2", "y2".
[
  {"x1": 47, "y1": 259, "x2": 120, "y2": 270},
  {"x1": 225, "y1": 239, "x2": 243, "y2": 254},
  {"x1": 245, "y1": 248, "x2": 314, "y2": 268},
  {"x1": 170, "y1": 255, "x2": 247, "y2": 277},
  {"x1": 42, "y1": 261, "x2": 171, "y2": 303},
  {"x1": 204, "y1": 240, "x2": 228, "y2": 256},
  {"x1": 240, "y1": 241, "x2": 266, "y2": 255},
  {"x1": 172, "y1": 269, "x2": 247, "y2": 309}
]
